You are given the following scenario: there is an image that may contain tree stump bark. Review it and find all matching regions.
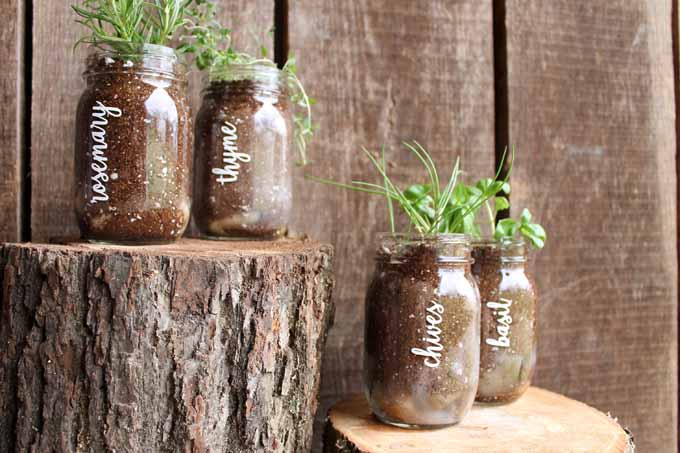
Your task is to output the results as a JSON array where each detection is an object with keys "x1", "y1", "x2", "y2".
[
  {"x1": 323, "y1": 388, "x2": 634, "y2": 453},
  {"x1": 0, "y1": 239, "x2": 334, "y2": 453}
]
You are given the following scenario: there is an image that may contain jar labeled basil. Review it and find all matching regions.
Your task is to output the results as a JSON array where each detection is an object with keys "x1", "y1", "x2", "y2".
[
  {"x1": 473, "y1": 238, "x2": 537, "y2": 403},
  {"x1": 74, "y1": 44, "x2": 193, "y2": 244},
  {"x1": 193, "y1": 63, "x2": 293, "y2": 239},
  {"x1": 364, "y1": 234, "x2": 480, "y2": 428}
]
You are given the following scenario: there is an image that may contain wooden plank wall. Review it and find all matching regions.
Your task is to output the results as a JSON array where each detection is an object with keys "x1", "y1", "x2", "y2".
[
  {"x1": 0, "y1": 1, "x2": 678, "y2": 452},
  {"x1": 0, "y1": 0, "x2": 25, "y2": 242},
  {"x1": 504, "y1": 1, "x2": 678, "y2": 451}
]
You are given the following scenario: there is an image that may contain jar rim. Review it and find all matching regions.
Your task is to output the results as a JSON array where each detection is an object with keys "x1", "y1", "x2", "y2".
[
  {"x1": 377, "y1": 232, "x2": 473, "y2": 264},
  {"x1": 208, "y1": 61, "x2": 283, "y2": 84},
  {"x1": 83, "y1": 43, "x2": 186, "y2": 80},
  {"x1": 377, "y1": 232, "x2": 470, "y2": 243},
  {"x1": 471, "y1": 236, "x2": 526, "y2": 246}
]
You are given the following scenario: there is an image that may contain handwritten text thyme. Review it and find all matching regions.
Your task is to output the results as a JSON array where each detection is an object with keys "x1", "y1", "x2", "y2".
[{"x1": 213, "y1": 120, "x2": 251, "y2": 184}]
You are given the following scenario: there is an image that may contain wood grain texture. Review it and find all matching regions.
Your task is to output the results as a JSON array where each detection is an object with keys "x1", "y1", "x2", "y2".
[
  {"x1": 30, "y1": 0, "x2": 273, "y2": 242},
  {"x1": 0, "y1": 239, "x2": 334, "y2": 452},
  {"x1": 323, "y1": 388, "x2": 632, "y2": 453},
  {"x1": 504, "y1": 1, "x2": 678, "y2": 451},
  {"x1": 288, "y1": 1, "x2": 496, "y2": 447},
  {"x1": 0, "y1": 0, "x2": 24, "y2": 241}
]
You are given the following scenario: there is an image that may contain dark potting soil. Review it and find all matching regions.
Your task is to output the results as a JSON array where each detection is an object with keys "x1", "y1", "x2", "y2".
[
  {"x1": 472, "y1": 244, "x2": 537, "y2": 403},
  {"x1": 75, "y1": 56, "x2": 193, "y2": 243},
  {"x1": 193, "y1": 79, "x2": 293, "y2": 239},
  {"x1": 364, "y1": 243, "x2": 479, "y2": 427}
]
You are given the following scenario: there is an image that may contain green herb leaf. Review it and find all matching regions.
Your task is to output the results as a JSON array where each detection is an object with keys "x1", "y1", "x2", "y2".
[
  {"x1": 494, "y1": 218, "x2": 520, "y2": 239},
  {"x1": 495, "y1": 196, "x2": 510, "y2": 212},
  {"x1": 73, "y1": 0, "x2": 191, "y2": 51}
]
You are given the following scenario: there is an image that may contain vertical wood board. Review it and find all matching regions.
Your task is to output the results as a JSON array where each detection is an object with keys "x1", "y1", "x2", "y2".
[
  {"x1": 288, "y1": 1, "x2": 496, "y2": 447},
  {"x1": 30, "y1": 0, "x2": 274, "y2": 242},
  {"x1": 504, "y1": 1, "x2": 678, "y2": 451},
  {"x1": 0, "y1": 0, "x2": 24, "y2": 242}
]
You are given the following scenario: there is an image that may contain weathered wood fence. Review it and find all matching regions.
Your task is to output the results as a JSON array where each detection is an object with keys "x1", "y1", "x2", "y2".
[{"x1": 0, "y1": 1, "x2": 677, "y2": 452}]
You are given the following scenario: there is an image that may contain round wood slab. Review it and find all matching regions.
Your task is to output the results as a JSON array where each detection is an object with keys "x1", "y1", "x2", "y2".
[{"x1": 323, "y1": 387, "x2": 632, "y2": 453}]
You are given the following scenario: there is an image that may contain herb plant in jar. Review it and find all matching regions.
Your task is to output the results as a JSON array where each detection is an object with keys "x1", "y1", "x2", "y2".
[
  {"x1": 312, "y1": 143, "x2": 509, "y2": 427},
  {"x1": 439, "y1": 163, "x2": 547, "y2": 403},
  {"x1": 72, "y1": 0, "x2": 194, "y2": 244},
  {"x1": 182, "y1": 5, "x2": 314, "y2": 239},
  {"x1": 472, "y1": 206, "x2": 546, "y2": 404}
]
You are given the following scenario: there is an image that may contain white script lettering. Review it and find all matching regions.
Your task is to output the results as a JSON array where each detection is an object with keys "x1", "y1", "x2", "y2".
[
  {"x1": 411, "y1": 299, "x2": 445, "y2": 368},
  {"x1": 212, "y1": 120, "x2": 251, "y2": 184},
  {"x1": 485, "y1": 298, "x2": 513, "y2": 348},
  {"x1": 89, "y1": 101, "x2": 122, "y2": 203}
]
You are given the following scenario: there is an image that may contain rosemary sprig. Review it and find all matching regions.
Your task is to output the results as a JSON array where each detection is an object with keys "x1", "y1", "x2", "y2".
[{"x1": 73, "y1": 0, "x2": 193, "y2": 53}]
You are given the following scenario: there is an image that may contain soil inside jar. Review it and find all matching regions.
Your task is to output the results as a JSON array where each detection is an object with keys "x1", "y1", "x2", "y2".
[
  {"x1": 75, "y1": 55, "x2": 192, "y2": 243},
  {"x1": 473, "y1": 244, "x2": 537, "y2": 403},
  {"x1": 193, "y1": 79, "x2": 293, "y2": 239},
  {"x1": 364, "y1": 243, "x2": 479, "y2": 427}
]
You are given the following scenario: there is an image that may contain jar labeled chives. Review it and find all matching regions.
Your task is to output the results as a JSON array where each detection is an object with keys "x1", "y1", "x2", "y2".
[{"x1": 364, "y1": 234, "x2": 481, "y2": 427}]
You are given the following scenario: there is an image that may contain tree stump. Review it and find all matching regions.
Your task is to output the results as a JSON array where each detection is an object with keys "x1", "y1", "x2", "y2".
[
  {"x1": 323, "y1": 388, "x2": 633, "y2": 453},
  {"x1": 0, "y1": 239, "x2": 334, "y2": 453}
]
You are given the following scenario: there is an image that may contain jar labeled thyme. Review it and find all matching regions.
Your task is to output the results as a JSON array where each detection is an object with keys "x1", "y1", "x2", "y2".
[
  {"x1": 74, "y1": 44, "x2": 193, "y2": 244},
  {"x1": 193, "y1": 63, "x2": 293, "y2": 239},
  {"x1": 364, "y1": 234, "x2": 480, "y2": 428},
  {"x1": 473, "y1": 238, "x2": 537, "y2": 403}
]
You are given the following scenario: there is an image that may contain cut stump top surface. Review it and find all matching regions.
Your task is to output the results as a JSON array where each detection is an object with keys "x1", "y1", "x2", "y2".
[
  {"x1": 4, "y1": 238, "x2": 329, "y2": 259},
  {"x1": 326, "y1": 388, "x2": 631, "y2": 453}
]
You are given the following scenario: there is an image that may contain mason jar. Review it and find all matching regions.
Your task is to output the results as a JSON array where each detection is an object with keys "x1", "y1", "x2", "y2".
[
  {"x1": 364, "y1": 234, "x2": 481, "y2": 428},
  {"x1": 193, "y1": 63, "x2": 293, "y2": 239},
  {"x1": 74, "y1": 44, "x2": 193, "y2": 244},
  {"x1": 472, "y1": 238, "x2": 537, "y2": 403}
]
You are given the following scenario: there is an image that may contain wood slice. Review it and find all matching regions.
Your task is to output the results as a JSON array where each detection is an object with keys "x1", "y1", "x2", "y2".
[
  {"x1": 0, "y1": 239, "x2": 334, "y2": 453},
  {"x1": 323, "y1": 388, "x2": 632, "y2": 453}
]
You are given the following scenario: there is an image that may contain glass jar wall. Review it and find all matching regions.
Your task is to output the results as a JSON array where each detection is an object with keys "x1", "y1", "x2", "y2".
[
  {"x1": 364, "y1": 234, "x2": 481, "y2": 428},
  {"x1": 473, "y1": 238, "x2": 537, "y2": 403},
  {"x1": 193, "y1": 63, "x2": 293, "y2": 239},
  {"x1": 74, "y1": 44, "x2": 193, "y2": 244}
]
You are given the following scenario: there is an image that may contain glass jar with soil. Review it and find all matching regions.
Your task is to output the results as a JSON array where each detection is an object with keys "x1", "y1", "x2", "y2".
[
  {"x1": 364, "y1": 234, "x2": 481, "y2": 428},
  {"x1": 193, "y1": 63, "x2": 293, "y2": 239},
  {"x1": 472, "y1": 238, "x2": 537, "y2": 403},
  {"x1": 74, "y1": 44, "x2": 193, "y2": 244}
]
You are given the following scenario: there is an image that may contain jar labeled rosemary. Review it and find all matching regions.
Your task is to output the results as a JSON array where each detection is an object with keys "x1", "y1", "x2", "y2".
[
  {"x1": 364, "y1": 234, "x2": 481, "y2": 428},
  {"x1": 473, "y1": 238, "x2": 537, "y2": 403},
  {"x1": 193, "y1": 63, "x2": 293, "y2": 239},
  {"x1": 74, "y1": 44, "x2": 193, "y2": 244}
]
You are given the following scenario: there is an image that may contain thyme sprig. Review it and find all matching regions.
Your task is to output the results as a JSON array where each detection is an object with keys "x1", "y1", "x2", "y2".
[
  {"x1": 179, "y1": 2, "x2": 315, "y2": 166},
  {"x1": 73, "y1": 0, "x2": 193, "y2": 53},
  {"x1": 307, "y1": 142, "x2": 507, "y2": 236}
]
